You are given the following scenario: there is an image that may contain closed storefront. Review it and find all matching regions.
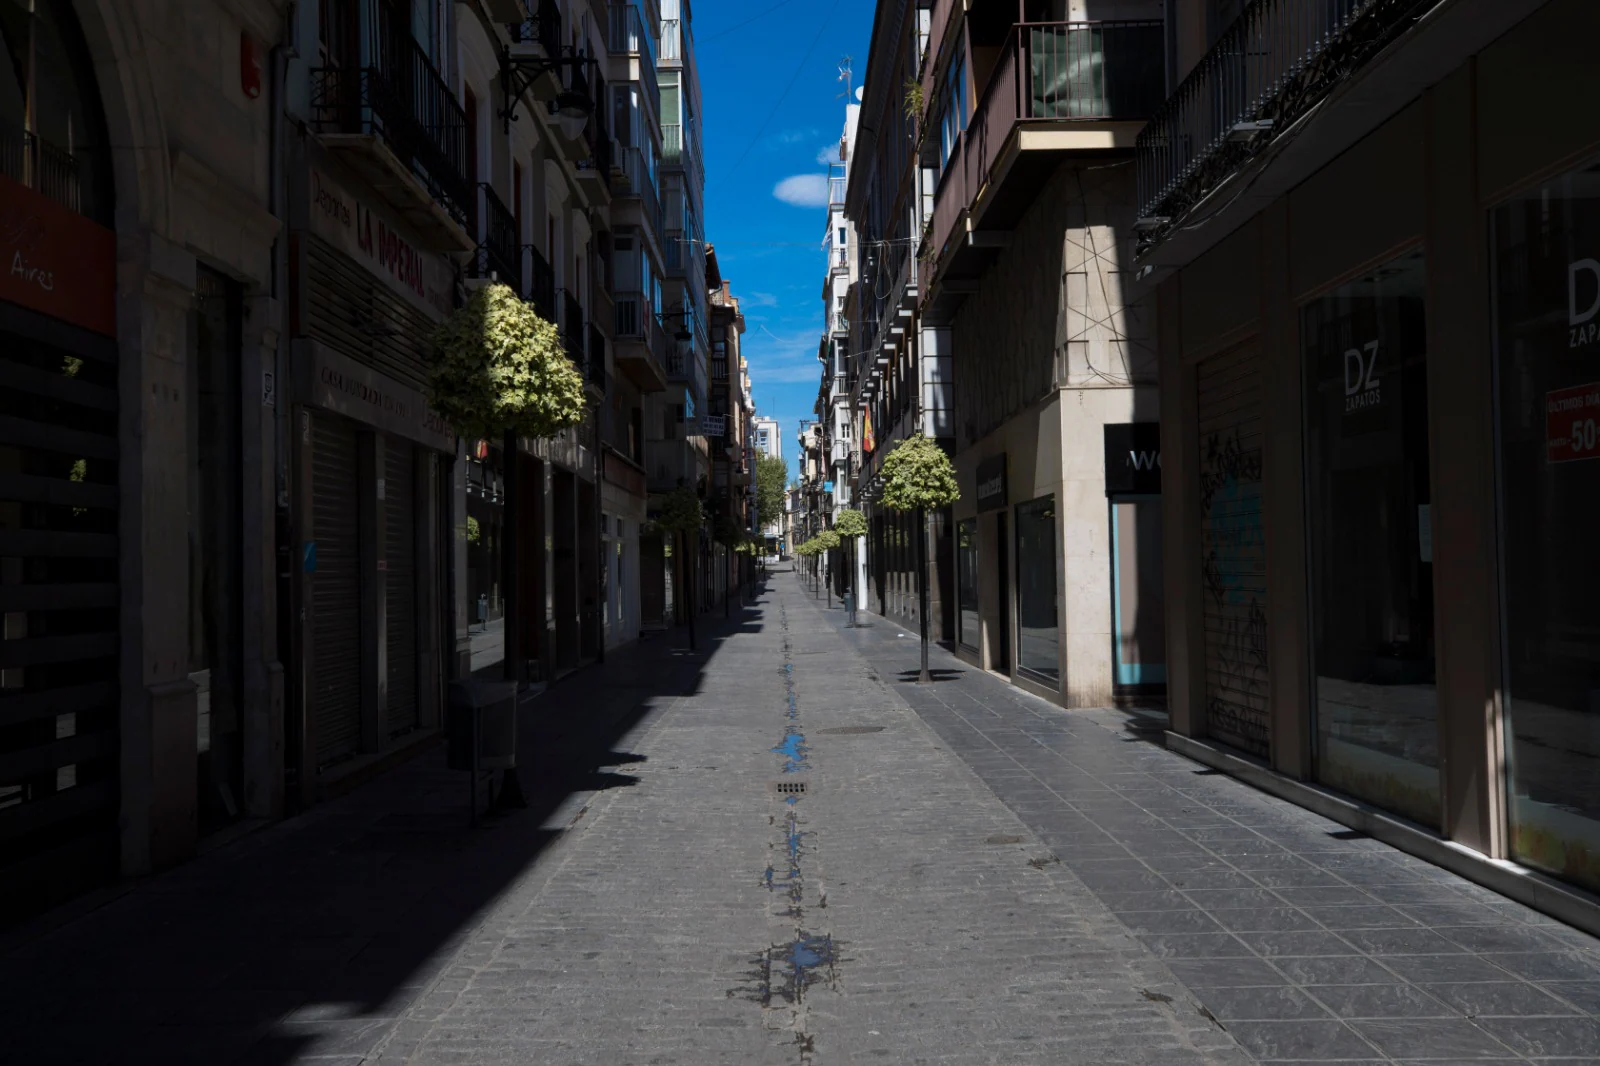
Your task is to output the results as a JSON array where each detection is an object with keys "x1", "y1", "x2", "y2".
[
  {"x1": 1196, "y1": 346, "x2": 1269, "y2": 758},
  {"x1": 291, "y1": 154, "x2": 457, "y2": 786},
  {"x1": 310, "y1": 414, "x2": 362, "y2": 767}
]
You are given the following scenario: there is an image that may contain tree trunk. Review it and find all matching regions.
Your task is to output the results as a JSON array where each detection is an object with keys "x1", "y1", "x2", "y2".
[
  {"x1": 918, "y1": 507, "x2": 931, "y2": 684},
  {"x1": 685, "y1": 531, "x2": 697, "y2": 652},
  {"x1": 826, "y1": 549, "x2": 832, "y2": 610}
]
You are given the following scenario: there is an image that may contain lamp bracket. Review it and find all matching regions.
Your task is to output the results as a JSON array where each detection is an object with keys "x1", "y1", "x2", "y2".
[{"x1": 499, "y1": 44, "x2": 594, "y2": 134}]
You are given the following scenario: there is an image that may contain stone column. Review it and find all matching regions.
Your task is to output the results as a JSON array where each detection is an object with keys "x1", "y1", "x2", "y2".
[{"x1": 121, "y1": 232, "x2": 199, "y2": 876}]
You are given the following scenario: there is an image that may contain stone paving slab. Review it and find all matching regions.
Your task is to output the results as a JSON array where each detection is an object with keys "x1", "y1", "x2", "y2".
[
  {"x1": 365, "y1": 579, "x2": 1253, "y2": 1066},
  {"x1": 827, "y1": 579, "x2": 1600, "y2": 1065}
]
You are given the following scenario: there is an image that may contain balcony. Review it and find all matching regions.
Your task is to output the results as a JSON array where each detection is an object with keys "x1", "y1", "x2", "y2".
[
  {"x1": 1135, "y1": 0, "x2": 1441, "y2": 258},
  {"x1": 660, "y1": 18, "x2": 687, "y2": 63},
  {"x1": 1, "y1": 121, "x2": 91, "y2": 217},
  {"x1": 469, "y1": 183, "x2": 520, "y2": 289},
  {"x1": 309, "y1": 3, "x2": 474, "y2": 250},
  {"x1": 923, "y1": 19, "x2": 1163, "y2": 320},
  {"x1": 558, "y1": 288, "x2": 583, "y2": 347},
  {"x1": 524, "y1": 243, "x2": 556, "y2": 322},
  {"x1": 613, "y1": 144, "x2": 663, "y2": 241},
  {"x1": 608, "y1": 4, "x2": 661, "y2": 115},
  {"x1": 661, "y1": 123, "x2": 702, "y2": 193},
  {"x1": 613, "y1": 290, "x2": 668, "y2": 392}
]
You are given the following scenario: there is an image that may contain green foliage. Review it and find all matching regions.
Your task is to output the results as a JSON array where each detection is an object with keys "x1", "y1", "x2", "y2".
[
  {"x1": 466, "y1": 515, "x2": 481, "y2": 544},
  {"x1": 833, "y1": 508, "x2": 868, "y2": 538},
  {"x1": 903, "y1": 77, "x2": 925, "y2": 123},
  {"x1": 794, "y1": 537, "x2": 816, "y2": 557},
  {"x1": 816, "y1": 529, "x2": 840, "y2": 551},
  {"x1": 756, "y1": 454, "x2": 788, "y2": 528},
  {"x1": 656, "y1": 485, "x2": 705, "y2": 534},
  {"x1": 880, "y1": 435, "x2": 959, "y2": 513},
  {"x1": 427, "y1": 282, "x2": 588, "y2": 440}
]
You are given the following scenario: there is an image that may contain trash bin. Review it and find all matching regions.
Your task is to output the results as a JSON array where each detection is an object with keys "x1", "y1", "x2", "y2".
[{"x1": 446, "y1": 680, "x2": 519, "y2": 772}]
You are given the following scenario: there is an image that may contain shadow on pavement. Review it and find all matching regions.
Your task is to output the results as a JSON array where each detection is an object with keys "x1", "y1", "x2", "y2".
[{"x1": 0, "y1": 579, "x2": 777, "y2": 1066}]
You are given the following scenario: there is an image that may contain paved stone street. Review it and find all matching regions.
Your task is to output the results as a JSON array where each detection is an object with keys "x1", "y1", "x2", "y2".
[{"x1": 5, "y1": 574, "x2": 1600, "y2": 1065}]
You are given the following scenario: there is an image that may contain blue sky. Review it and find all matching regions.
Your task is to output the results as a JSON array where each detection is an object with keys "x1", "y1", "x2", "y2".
[{"x1": 693, "y1": 0, "x2": 874, "y2": 484}]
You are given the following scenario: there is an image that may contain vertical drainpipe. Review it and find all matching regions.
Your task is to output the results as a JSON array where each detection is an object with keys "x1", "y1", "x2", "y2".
[{"x1": 268, "y1": 6, "x2": 296, "y2": 813}]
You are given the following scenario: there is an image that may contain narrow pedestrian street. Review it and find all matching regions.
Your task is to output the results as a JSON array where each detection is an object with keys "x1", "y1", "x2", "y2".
[{"x1": 5, "y1": 574, "x2": 1598, "y2": 1066}]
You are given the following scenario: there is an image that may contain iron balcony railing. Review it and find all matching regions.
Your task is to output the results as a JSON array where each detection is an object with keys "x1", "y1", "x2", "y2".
[
  {"x1": 587, "y1": 321, "x2": 608, "y2": 391},
  {"x1": 471, "y1": 183, "x2": 520, "y2": 288},
  {"x1": 928, "y1": 19, "x2": 1163, "y2": 267},
  {"x1": 524, "y1": 243, "x2": 556, "y2": 322},
  {"x1": 614, "y1": 290, "x2": 661, "y2": 357},
  {"x1": 1135, "y1": 0, "x2": 1429, "y2": 242},
  {"x1": 558, "y1": 288, "x2": 584, "y2": 346},
  {"x1": 513, "y1": 1, "x2": 561, "y2": 58},
  {"x1": 0, "y1": 121, "x2": 86, "y2": 215},
  {"x1": 309, "y1": 0, "x2": 472, "y2": 227}
]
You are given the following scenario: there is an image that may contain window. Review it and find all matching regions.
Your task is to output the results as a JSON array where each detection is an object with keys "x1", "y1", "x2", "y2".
[
  {"x1": 1492, "y1": 160, "x2": 1600, "y2": 893},
  {"x1": 1302, "y1": 250, "x2": 1436, "y2": 827},
  {"x1": 939, "y1": 47, "x2": 968, "y2": 172},
  {"x1": 1014, "y1": 496, "x2": 1058, "y2": 683}
]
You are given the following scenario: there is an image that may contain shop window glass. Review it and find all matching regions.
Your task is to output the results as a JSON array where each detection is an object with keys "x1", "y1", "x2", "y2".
[
  {"x1": 957, "y1": 518, "x2": 979, "y2": 651},
  {"x1": 1492, "y1": 160, "x2": 1600, "y2": 893},
  {"x1": 1014, "y1": 496, "x2": 1058, "y2": 684},
  {"x1": 1301, "y1": 250, "x2": 1437, "y2": 828}
]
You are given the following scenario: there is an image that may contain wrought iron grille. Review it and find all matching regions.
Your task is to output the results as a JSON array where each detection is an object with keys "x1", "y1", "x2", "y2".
[{"x1": 1136, "y1": 0, "x2": 1438, "y2": 248}]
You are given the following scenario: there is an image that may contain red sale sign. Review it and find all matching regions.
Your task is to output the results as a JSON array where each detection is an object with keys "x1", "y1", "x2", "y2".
[{"x1": 1546, "y1": 382, "x2": 1600, "y2": 463}]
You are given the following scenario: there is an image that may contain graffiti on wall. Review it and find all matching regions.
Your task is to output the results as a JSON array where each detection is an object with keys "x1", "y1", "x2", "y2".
[{"x1": 1199, "y1": 427, "x2": 1270, "y2": 756}]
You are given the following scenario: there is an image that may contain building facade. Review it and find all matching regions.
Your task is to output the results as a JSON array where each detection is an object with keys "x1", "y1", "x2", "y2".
[
  {"x1": 844, "y1": 0, "x2": 956, "y2": 638},
  {"x1": 918, "y1": 0, "x2": 1167, "y2": 709},
  {"x1": 0, "y1": 0, "x2": 745, "y2": 926},
  {"x1": 1141, "y1": 0, "x2": 1600, "y2": 922}
]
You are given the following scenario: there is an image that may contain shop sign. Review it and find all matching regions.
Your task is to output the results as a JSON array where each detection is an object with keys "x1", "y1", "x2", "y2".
[
  {"x1": 296, "y1": 339, "x2": 455, "y2": 451},
  {"x1": 976, "y1": 453, "x2": 1008, "y2": 512},
  {"x1": 1546, "y1": 380, "x2": 1600, "y2": 464},
  {"x1": 0, "y1": 174, "x2": 116, "y2": 337},
  {"x1": 306, "y1": 164, "x2": 454, "y2": 320},
  {"x1": 1104, "y1": 422, "x2": 1162, "y2": 495}
]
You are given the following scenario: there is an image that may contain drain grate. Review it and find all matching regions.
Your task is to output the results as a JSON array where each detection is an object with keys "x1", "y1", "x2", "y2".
[
  {"x1": 770, "y1": 780, "x2": 809, "y2": 796},
  {"x1": 816, "y1": 726, "x2": 884, "y2": 735}
]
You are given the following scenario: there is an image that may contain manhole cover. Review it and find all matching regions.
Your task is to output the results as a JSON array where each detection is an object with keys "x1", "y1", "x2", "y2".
[
  {"x1": 770, "y1": 780, "x2": 808, "y2": 795},
  {"x1": 985, "y1": 834, "x2": 1024, "y2": 845},
  {"x1": 816, "y1": 726, "x2": 884, "y2": 735}
]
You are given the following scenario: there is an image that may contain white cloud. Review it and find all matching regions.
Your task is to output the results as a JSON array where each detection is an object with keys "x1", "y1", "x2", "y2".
[
  {"x1": 773, "y1": 128, "x2": 820, "y2": 146},
  {"x1": 772, "y1": 174, "x2": 830, "y2": 208},
  {"x1": 744, "y1": 291, "x2": 779, "y2": 308},
  {"x1": 816, "y1": 141, "x2": 843, "y2": 165}
]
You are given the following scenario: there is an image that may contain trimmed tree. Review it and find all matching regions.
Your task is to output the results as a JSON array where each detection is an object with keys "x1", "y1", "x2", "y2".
[
  {"x1": 816, "y1": 528, "x2": 841, "y2": 608},
  {"x1": 657, "y1": 485, "x2": 705, "y2": 651},
  {"x1": 834, "y1": 508, "x2": 868, "y2": 625},
  {"x1": 879, "y1": 435, "x2": 960, "y2": 682},
  {"x1": 427, "y1": 282, "x2": 588, "y2": 440}
]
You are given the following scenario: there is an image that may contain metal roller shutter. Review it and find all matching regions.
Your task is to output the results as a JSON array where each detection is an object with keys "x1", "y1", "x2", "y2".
[
  {"x1": 0, "y1": 322, "x2": 121, "y2": 921},
  {"x1": 384, "y1": 439, "x2": 418, "y2": 737},
  {"x1": 1197, "y1": 346, "x2": 1270, "y2": 758},
  {"x1": 311, "y1": 415, "x2": 362, "y2": 766}
]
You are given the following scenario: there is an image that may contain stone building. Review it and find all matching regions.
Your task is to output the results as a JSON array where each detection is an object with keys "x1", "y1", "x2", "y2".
[{"x1": 916, "y1": 0, "x2": 1166, "y2": 708}]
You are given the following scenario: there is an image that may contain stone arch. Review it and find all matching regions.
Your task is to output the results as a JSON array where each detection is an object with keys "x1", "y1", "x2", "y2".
[{"x1": 69, "y1": 0, "x2": 169, "y2": 238}]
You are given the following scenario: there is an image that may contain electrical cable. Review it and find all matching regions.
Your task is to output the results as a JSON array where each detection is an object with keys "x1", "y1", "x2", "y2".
[
  {"x1": 724, "y1": 0, "x2": 845, "y2": 180},
  {"x1": 697, "y1": 0, "x2": 806, "y2": 43}
]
